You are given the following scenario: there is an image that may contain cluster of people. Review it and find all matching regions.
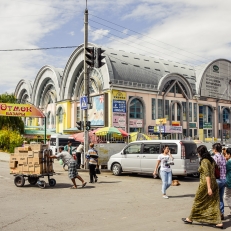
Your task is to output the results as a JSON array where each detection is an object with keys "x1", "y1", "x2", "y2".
[
  {"x1": 47, "y1": 141, "x2": 99, "y2": 189},
  {"x1": 153, "y1": 143, "x2": 231, "y2": 229},
  {"x1": 182, "y1": 143, "x2": 231, "y2": 229}
]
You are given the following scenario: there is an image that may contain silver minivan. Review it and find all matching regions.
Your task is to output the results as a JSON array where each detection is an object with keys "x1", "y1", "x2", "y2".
[{"x1": 107, "y1": 140, "x2": 199, "y2": 177}]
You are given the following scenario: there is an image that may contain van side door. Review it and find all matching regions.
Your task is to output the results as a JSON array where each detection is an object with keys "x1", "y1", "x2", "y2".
[
  {"x1": 141, "y1": 143, "x2": 160, "y2": 173},
  {"x1": 121, "y1": 143, "x2": 142, "y2": 172}
]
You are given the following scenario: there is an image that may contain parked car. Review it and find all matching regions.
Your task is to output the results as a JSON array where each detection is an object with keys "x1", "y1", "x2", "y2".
[{"x1": 107, "y1": 140, "x2": 199, "y2": 178}]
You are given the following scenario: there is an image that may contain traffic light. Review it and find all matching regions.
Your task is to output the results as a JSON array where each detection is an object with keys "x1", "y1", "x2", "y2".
[
  {"x1": 95, "y1": 48, "x2": 105, "y2": 68},
  {"x1": 76, "y1": 121, "x2": 83, "y2": 130},
  {"x1": 85, "y1": 47, "x2": 95, "y2": 67},
  {"x1": 86, "y1": 121, "x2": 91, "y2": 131}
]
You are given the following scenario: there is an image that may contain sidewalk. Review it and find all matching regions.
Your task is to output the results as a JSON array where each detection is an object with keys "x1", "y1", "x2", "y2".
[{"x1": 0, "y1": 152, "x2": 109, "y2": 172}]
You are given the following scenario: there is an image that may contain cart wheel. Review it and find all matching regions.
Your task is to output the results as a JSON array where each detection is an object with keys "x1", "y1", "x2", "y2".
[
  {"x1": 28, "y1": 176, "x2": 39, "y2": 185},
  {"x1": 14, "y1": 175, "x2": 25, "y2": 187},
  {"x1": 49, "y1": 178, "x2": 56, "y2": 187},
  {"x1": 37, "y1": 180, "x2": 46, "y2": 189}
]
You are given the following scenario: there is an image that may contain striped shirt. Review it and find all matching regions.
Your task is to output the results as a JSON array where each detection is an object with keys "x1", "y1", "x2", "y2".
[{"x1": 213, "y1": 153, "x2": 226, "y2": 180}]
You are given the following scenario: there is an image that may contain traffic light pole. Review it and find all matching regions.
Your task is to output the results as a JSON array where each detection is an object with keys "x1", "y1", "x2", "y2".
[{"x1": 83, "y1": 5, "x2": 89, "y2": 169}]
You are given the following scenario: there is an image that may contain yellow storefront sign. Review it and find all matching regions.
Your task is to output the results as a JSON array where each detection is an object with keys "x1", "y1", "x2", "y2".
[
  {"x1": 156, "y1": 118, "x2": 167, "y2": 125},
  {"x1": 0, "y1": 103, "x2": 45, "y2": 118},
  {"x1": 112, "y1": 90, "x2": 126, "y2": 100}
]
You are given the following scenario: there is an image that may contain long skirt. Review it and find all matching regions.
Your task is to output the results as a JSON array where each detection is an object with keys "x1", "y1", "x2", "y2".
[
  {"x1": 189, "y1": 178, "x2": 221, "y2": 224},
  {"x1": 68, "y1": 162, "x2": 78, "y2": 179}
]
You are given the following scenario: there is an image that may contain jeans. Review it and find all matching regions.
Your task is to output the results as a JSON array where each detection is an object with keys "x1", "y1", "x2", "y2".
[
  {"x1": 160, "y1": 170, "x2": 172, "y2": 195},
  {"x1": 89, "y1": 164, "x2": 97, "y2": 182},
  {"x1": 216, "y1": 179, "x2": 226, "y2": 214}
]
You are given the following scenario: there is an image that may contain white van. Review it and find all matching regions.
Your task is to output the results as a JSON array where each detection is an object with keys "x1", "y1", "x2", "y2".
[
  {"x1": 50, "y1": 134, "x2": 81, "y2": 154},
  {"x1": 107, "y1": 140, "x2": 199, "y2": 177}
]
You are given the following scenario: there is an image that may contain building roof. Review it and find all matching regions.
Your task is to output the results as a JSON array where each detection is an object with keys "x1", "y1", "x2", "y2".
[{"x1": 104, "y1": 47, "x2": 196, "y2": 92}]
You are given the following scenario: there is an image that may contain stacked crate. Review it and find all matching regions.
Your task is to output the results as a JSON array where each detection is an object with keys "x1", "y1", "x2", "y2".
[{"x1": 9, "y1": 144, "x2": 54, "y2": 175}]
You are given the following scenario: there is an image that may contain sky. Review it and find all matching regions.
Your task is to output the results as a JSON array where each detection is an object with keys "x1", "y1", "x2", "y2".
[{"x1": 1, "y1": 0, "x2": 231, "y2": 94}]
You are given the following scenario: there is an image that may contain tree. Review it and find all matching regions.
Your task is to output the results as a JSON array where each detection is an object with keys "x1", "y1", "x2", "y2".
[{"x1": 0, "y1": 93, "x2": 24, "y2": 134}]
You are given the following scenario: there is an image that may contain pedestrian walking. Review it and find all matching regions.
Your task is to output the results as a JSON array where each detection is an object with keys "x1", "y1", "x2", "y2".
[
  {"x1": 63, "y1": 141, "x2": 73, "y2": 170},
  {"x1": 212, "y1": 143, "x2": 226, "y2": 220},
  {"x1": 153, "y1": 145, "x2": 174, "y2": 199},
  {"x1": 76, "y1": 142, "x2": 84, "y2": 169},
  {"x1": 47, "y1": 146, "x2": 87, "y2": 189},
  {"x1": 224, "y1": 148, "x2": 231, "y2": 216},
  {"x1": 86, "y1": 143, "x2": 98, "y2": 183},
  {"x1": 182, "y1": 145, "x2": 223, "y2": 228}
]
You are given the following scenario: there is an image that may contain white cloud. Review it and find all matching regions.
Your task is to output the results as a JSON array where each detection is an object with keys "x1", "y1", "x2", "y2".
[
  {"x1": 90, "y1": 28, "x2": 110, "y2": 41},
  {"x1": 104, "y1": 0, "x2": 231, "y2": 67},
  {"x1": 69, "y1": 31, "x2": 75, "y2": 36}
]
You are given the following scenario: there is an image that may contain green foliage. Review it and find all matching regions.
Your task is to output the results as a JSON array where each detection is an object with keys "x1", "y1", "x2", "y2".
[
  {"x1": 0, "y1": 93, "x2": 24, "y2": 134},
  {"x1": 0, "y1": 129, "x2": 23, "y2": 153}
]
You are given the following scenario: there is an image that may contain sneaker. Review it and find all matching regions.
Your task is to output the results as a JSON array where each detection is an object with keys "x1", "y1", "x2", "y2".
[{"x1": 163, "y1": 195, "x2": 169, "y2": 199}]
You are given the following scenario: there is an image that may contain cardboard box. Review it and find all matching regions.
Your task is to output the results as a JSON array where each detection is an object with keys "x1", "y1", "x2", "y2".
[
  {"x1": 18, "y1": 146, "x2": 31, "y2": 152},
  {"x1": 18, "y1": 157, "x2": 27, "y2": 165},
  {"x1": 9, "y1": 161, "x2": 17, "y2": 169},
  {"x1": 23, "y1": 164, "x2": 29, "y2": 172},
  {"x1": 34, "y1": 165, "x2": 43, "y2": 174},
  {"x1": 10, "y1": 154, "x2": 18, "y2": 161},
  {"x1": 10, "y1": 168, "x2": 19, "y2": 174},
  {"x1": 33, "y1": 151, "x2": 43, "y2": 158},
  {"x1": 28, "y1": 164, "x2": 34, "y2": 172},
  {"x1": 18, "y1": 164, "x2": 23, "y2": 172},
  {"x1": 32, "y1": 158, "x2": 42, "y2": 165},
  {"x1": 27, "y1": 151, "x2": 34, "y2": 158},
  {"x1": 27, "y1": 157, "x2": 34, "y2": 165}
]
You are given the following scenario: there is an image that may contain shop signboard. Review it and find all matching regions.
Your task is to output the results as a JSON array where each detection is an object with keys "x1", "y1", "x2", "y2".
[
  {"x1": 148, "y1": 126, "x2": 154, "y2": 133},
  {"x1": 129, "y1": 119, "x2": 143, "y2": 128},
  {"x1": 0, "y1": 103, "x2": 45, "y2": 118},
  {"x1": 113, "y1": 100, "x2": 126, "y2": 113},
  {"x1": 156, "y1": 118, "x2": 166, "y2": 125},
  {"x1": 113, "y1": 112, "x2": 126, "y2": 130},
  {"x1": 172, "y1": 121, "x2": 180, "y2": 126},
  {"x1": 200, "y1": 60, "x2": 231, "y2": 100},
  {"x1": 112, "y1": 90, "x2": 126, "y2": 100},
  {"x1": 203, "y1": 122, "x2": 212, "y2": 129},
  {"x1": 189, "y1": 123, "x2": 197, "y2": 128},
  {"x1": 165, "y1": 126, "x2": 182, "y2": 133}
]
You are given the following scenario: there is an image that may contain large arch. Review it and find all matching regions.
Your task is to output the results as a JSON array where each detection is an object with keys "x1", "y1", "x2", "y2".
[
  {"x1": 61, "y1": 43, "x2": 111, "y2": 100},
  {"x1": 158, "y1": 73, "x2": 194, "y2": 99},
  {"x1": 32, "y1": 65, "x2": 62, "y2": 107},
  {"x1": 14, "y1": 79, "x2": 33, "y2": 103},
  {"x1": 197, "y1": 59, "x2": 231, "y2": 99}
]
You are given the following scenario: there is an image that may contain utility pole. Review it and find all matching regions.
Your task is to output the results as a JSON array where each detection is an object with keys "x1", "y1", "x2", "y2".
[{"x1": 83, "y1": 0, "x2": 89, "y2": 168}]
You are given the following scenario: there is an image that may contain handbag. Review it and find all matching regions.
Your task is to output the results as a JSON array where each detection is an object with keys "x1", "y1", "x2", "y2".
[
  {"x1": 214, "y1": 164, "x2": 220, "y2": 179},
  {"x1": 95, "y1": 168, "x2": 101, "y2": 174}
]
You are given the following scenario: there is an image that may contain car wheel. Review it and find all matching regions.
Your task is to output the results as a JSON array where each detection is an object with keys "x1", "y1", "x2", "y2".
[
  {"x1": 112, "y1": 163, "x2": 122, "y2": 176},
  {"x1": 14, "y1": 175, "x2": 25, "y2": 187}
]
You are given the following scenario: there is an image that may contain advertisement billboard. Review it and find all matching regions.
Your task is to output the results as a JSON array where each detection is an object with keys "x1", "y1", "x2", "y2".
[
  {"x1": 88, "y1": 95, "x2": 104, "y2": 126},
  {"x1": 0, "y1": 103, "x2": 45, "y2": 118},
  {"x1": 200, "y1": 60, "x2": 231, "y2": 100},
  {"x1": 113, "y1": 112, "x2": 126, "y2": 130}
]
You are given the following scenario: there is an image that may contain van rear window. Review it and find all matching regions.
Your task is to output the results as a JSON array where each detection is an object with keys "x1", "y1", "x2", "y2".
[{"x1": 182, "y1": 142, "x2": 197, "y2": 159}]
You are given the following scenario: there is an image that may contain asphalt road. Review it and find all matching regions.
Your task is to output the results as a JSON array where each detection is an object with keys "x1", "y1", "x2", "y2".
[{"x1": 0, "y1": 161, "x2": 230, "y2": 231}]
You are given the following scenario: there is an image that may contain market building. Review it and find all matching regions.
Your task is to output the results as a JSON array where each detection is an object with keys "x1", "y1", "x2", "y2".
[{"x1": 14, "y1": 43, "x2": 231, "y2": 142}]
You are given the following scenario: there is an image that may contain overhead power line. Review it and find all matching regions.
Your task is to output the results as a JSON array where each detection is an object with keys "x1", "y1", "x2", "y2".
[{"x1": 0, "y1": 46, "x2": 79, "y2": 52}]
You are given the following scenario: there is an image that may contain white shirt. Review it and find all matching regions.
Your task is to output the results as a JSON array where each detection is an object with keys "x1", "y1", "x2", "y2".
[
  {"x1": 77, "y1": 144, "x2": 84, "y2": 153},
  {"x1": 158, "y1": 154, "x2": 172, "y2": 172}
]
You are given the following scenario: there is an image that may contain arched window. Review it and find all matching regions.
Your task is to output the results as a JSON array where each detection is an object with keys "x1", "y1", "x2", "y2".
[
  {"x1": 57, "y1": 107, "x2": 63, "y2": 123},
  {"x1": 223, "y1": 108, "x2": 229, "y2": 123},
  {"x1": 51, "y1": 115, "x2": 54, "y2": 125},
  {"x1": 130, "y1": 98, "x2": 143, "y2": 119}
]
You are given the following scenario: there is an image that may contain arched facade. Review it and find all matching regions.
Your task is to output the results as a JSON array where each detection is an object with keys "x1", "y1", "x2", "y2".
[{"x1": 14, "y1": 44, "x2": 231, "y2": 142}]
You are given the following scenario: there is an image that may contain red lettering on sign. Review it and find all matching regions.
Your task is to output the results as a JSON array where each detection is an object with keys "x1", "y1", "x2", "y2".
[
  {"x1": 1, "y1": 104, "x2": 7, "y2": 110},
  {"x1": 21, "y1": 107, "x2": 25, "y2": 112},
  {"x1": 7, "y1": 106, "x2": 13, "y2": 111},
  {"x1": 13, "y1": 106, "x2": 20, "y2": 111}
]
